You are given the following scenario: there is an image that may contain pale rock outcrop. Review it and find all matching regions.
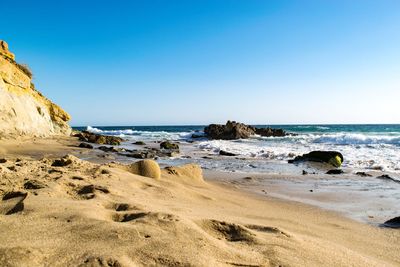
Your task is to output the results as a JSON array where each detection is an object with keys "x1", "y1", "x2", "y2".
[{"x1": 0, "y1": 40, "x2": 71, "y2": 138}]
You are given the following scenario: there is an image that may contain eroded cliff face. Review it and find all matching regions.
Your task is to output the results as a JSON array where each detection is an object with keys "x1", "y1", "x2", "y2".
[{"x1": 0, "y1": 40, "x2": 71, "y2": 138}]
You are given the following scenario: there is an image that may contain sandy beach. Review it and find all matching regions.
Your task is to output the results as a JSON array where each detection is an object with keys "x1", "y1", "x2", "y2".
[{"x1": 0, "y1": 136, "x2": 399, "y2": 266}]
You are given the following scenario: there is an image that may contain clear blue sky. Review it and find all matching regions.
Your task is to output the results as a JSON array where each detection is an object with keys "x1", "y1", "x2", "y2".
[{"x1": 2, "y1": 0, "x2": 400, "y2": 126}]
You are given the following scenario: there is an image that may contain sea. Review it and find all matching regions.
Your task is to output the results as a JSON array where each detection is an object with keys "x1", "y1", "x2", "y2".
[
  {"x1": 74, "y1": 124, "x2": 400, "y2": 224},
  {"x1": 75, "y1": 124, "x2": 400, "y2": 174}
]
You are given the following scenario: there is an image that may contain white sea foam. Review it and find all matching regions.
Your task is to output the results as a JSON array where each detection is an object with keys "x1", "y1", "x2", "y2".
[{"x1": 86, "y1": 126, "x2": 193, "y2": 140}]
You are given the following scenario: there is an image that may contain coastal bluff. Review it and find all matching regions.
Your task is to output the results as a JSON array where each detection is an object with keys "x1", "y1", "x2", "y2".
[{"x1": 0, "y1": 40, "x2": 71, "y2": 138}]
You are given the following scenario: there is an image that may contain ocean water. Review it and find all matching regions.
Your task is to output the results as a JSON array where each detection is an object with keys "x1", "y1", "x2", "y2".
[
  {"x1": 75, "y1": 124, "x2": 400, "y2": 173},
  {"x1": 74, "y1": 124, "x2": 400, "y2": 224}
]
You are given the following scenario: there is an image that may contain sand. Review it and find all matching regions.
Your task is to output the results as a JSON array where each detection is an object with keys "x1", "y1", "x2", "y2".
[{"x1": 0, "y1": 137, "x2": 399, "y2": 266}]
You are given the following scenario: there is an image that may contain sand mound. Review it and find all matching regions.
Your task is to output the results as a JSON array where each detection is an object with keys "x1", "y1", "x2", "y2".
[
  {"x1": 128, "y1": 159, "x2": 161, "y2": 179},
  {"x1": 164, "y1": 163, "x2": 204, "y2": 182}
]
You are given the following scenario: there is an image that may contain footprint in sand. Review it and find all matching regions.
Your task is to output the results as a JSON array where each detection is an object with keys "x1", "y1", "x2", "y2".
[
  {"x1": 75, "y1": 184, "x2": 110, "y2": 199},
  {"x1": 204, "y1": 220, "x2": 256, "y2": 242},
  {"x1": 245, "y1": 224, "x2": 290, "y2": 237},
  {"x1": 0, "y1": 191, "x2": 27, "y2": 215}
]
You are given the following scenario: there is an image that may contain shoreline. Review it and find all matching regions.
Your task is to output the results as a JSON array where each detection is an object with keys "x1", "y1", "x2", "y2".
[{"x1": 1, "y1": 136, "x2": 399, "y2": 265}]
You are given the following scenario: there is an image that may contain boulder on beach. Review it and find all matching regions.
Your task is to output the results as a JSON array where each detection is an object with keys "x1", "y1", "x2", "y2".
[
  {"x1": 204, "y1": 120, "x2": 289, "y2": 140},
  {"x1": 74, "y1": 131, "x2": 123, "y2": 145},
  {"x1": 289, "y1": 151, "x2": 344, "y2": 167},
  {"x1": 219, "y1": 150, "x2": 237, "y2": 156},
  {"x1": 383, "y1": 217, "x2": 400, "y2": 229},
  {"x1": 160, "y1": 141, "x2": 179, "y2": 150},
  {"x1": 129, "y1": 159, "x2": 161, "y2": 179}
]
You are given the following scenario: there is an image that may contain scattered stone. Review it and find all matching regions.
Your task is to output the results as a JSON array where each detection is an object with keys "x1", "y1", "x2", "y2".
[
  {"x1": 309, "y1": 189, "x2": 313, "y2": 192},
  {"x1": 377, "y1": 175, "x2": 400, "y2": 184},
  {"x1": 326, "y1": 169, "x2": 344, "y2": 175},
  {"x1": 355, "y1": 172, "x2": 372, "y2": 177},
  {"x1": 7, "y1": 166, "x2": 16, "y2": 171},
  {"x1": 302, "y1": 170, "x2": 308, "y2": 175},
  {"x1": 125, "y1": 151, "x2": 156, "y2": 159},
  {"x1": 133, "y1": 141, "x2": 146, "y2": 145},
  {"x1": 23, "y1": 180, "x2": 45, "y2": 190},
  {"x1": 101, "y1": 169, "x2": 110, "y2": 175},
  {"x1": 219, "y1": 150, "x2": 237, "y2": 156},
  {"x1": 74, "y1": 131, "x2": 123, "y2": 145},
  {"x1": 78, "y1": 143, "x2": 93, "y2": 149},
  {"x1": 243, "y1": 177, "x2": 253, "y2": 180},
  {"x1": 52, "y1": 157, "x2": 73, "y2": 167},
  {"x1": 98, "y1": 146, "x2": 119, "y2": 153},
  {"x1": 160, "y1": 141, "x2": 179, "y2": 150},
  {"x1": 382, "y1": 217, "x2": 400, "y2": 229},
  {"x1": 0, "y1": 158, "x2": 7, "y2": 163},
  {"x1": 289, "y1": 151, "x2": 344, "y2": 167},
  {"x1": 48, "y1": 169, "x2": 63, "y2": 174}
]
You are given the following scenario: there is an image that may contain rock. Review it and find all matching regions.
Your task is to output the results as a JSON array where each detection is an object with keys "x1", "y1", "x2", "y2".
[
  {"x1": 78, "y1": 143, "x2": 93, "y2": 149},
  {"x1": 204, "y1": 120, "x2": 289, "y2": 140},
  {"x1": 219, "y1": 150, "x2": 237, "y2": 156},
  {"x1": 125, "y1": 151, "x2": 156, "y2": 159},
  {"x1": 383, "y1": 217, "x2": 400, "y2": 228},
  {"x1": 0, "y1": 40, "x2": 15, "y2": 60},
  {"x1": 133, "y1": 141, "x2": 146, "y2": 145},
  {"x1": 288, "y1": 151, "x2": 344, "y2": 167},
  {"x1": 0, "y1": 40, "x2": 71, "y2": 138},
  {"x1": 355, "y1": 172, "x2": 372, "y2": 177},
  {"x1": 254, "y1": 127, "x2": 286, "y2": 137},
  {"x1": 302, "y1": 170, "x2": 308, "y2": 175},
  {"x1": 326, "y1": 169, "x2": 344, "y2": 175},
  {"x1": 129, "y1": 159, "x2": 161, "y2": 179},
  {"x1": 204, "y1": 121, "x2": 255, "y2": 140},
  {"x1": 191, "y1": 133, "x2": 205, "y2": 138},
  {"x1": 51, "y1": 155, "x2": 78, "y2": 167},
  {"x1": 160, "y1": 141, "x2": 179, "y2": 150},
  {"x1": 0, "y1": 191, "x2": 27, "y2": 215},
  {"x1": 98, "y1": 146, "x2": 117, "y2": 153},
  {"x1": 377, "y1": 175, "x2": 400, "y2": 184},
  {"x1": 23, "y1": 180, "x2": 45, "y2": 190},
  {"x1": 75, "y1": 131, "x2": 123, "y2": 145},
  {"x1": 0, "y1": 158, "x2": 7, "y2": 163}
]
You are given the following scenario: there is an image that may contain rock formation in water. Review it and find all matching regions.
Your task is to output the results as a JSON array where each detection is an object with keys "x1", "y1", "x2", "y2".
[
  {"x1": 204, "y1": 120, "x2": 288, "y2": 140},
  {"x1": 0, "y1": 40, "x2": 71, "y2": 138}
]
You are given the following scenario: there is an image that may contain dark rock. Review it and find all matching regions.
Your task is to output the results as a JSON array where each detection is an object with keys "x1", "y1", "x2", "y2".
[
  {"x1": 52, "y1": 158, "x2": 72, "y2": 167},
  {"x1": 133, "y1": 141, "x2": 146, "y2": 145},
  {"x1": 75, "y1": 131, "x2": 123, "y2": 145},
  {"x1": 98, "y1": 146, "x2": 119, "y2": 153},
  {"x1": 383, "y1": 217, "x2": 400, "y2": 229},
  {"x1": 0, "y1": 158, "x2": 7, "y2": 163},
  {"x1": 326, "y1": 169, "x2": 344, "y2": 175},
  {"x1": 191, "y1": 133, "x2": 205, "y2": 138},
  {"x1": 78, "y1": 142, "x2": 93, "y2": 149},
  {"x1": 160, "y1": 141, "x2": 179, "y2": 150},
  {"x1": 302, "y1": 170, "x2": 308, "y2": 175},
  {"x1": 355, "y1": 172, "x2": 372, "y2": 177},
  {"x1": 125, "y1": 151, "x2": 156, "y2": 159},
  {"x1": 204, "y1": 121, "x2": 255, "y2": 140},
  {"x1": 24, "y1": 180, "x2": 45, "y2": 189},
  {"x1": 204, "y1": 120, "x2": 290, "y2": 140},
  {"x1": 0, "y1": 191, "x2": 27, "y2": 215},
  {"x1": 377, "y1": 175, "x2": 400, "y2": 184},
  {"x1": 288, "y1": 151, "x2": 344, "y2": 167},
  {"x1": 219, "y1": 150, "x2": 237, "y2": 156}
]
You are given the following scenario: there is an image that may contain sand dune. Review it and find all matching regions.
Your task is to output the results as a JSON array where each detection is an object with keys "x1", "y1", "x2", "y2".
[{"x1": 0, "y1": 138, "x2": 399, "y2": 266}]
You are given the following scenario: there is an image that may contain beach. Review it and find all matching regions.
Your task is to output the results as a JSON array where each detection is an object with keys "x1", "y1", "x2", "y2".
[{"x1": 0, "y1": 135, "x2": 399, "y2": 266}]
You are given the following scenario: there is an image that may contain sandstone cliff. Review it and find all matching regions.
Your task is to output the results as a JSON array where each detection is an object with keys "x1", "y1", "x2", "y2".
[{"x1": 0, "y1": 40, "x2": 71, "y2": 138}]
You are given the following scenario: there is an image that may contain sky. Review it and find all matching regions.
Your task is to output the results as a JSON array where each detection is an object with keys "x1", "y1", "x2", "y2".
[{"x1": 2, "y1": 0, "x2": 400, "y2": 126}]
